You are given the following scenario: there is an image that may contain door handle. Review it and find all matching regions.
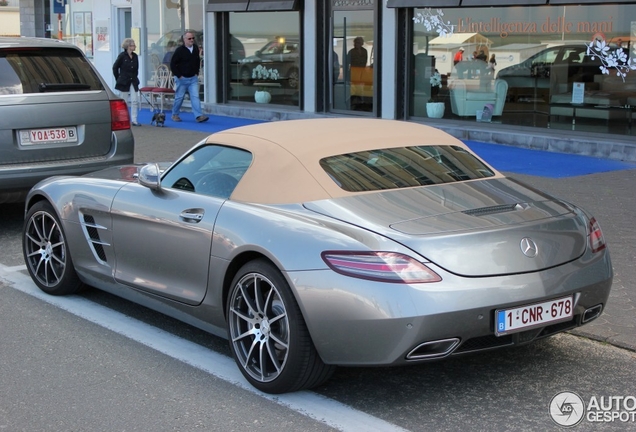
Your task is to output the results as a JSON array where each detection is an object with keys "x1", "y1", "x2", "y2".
[{"x1": 180, "y1": 208, "x2": 204, "y2": 222}]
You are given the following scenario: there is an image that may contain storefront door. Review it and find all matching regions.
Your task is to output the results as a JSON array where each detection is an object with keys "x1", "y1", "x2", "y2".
[{"x1": 331, "y1": 5, "x2": 375, "y2": 113}]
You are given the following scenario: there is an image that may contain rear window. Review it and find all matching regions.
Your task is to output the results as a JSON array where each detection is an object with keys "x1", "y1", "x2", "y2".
[
  {"x1": 0, "y1": 47, "x2": 104, "y2": 95},
  {"x1": 320, "y1": 145, "x2": 495, "y2": 192}
]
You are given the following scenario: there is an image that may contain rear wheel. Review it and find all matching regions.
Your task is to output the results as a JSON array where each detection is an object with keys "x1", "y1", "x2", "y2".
[
  {"x1": 22, "y1": 201, "x2": 84, "y2": 295},
  {"x1": 226, "y1": 259, "x2": 335, "y2": 394}
]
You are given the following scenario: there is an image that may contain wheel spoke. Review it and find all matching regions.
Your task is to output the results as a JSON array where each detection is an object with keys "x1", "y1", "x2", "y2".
[
  {"x1": 268, "y1": 310, "x2": 286, "y2": 326},
  {"x1": 229, "y1": 306, "x2": 255, "y2": 325},
  {"x1": 244, "y1": 337, "x2": 259, "y2": 368},
  {"x1": 46, "y1": 219, "x2": 58, "y2": 241},
  {"x1": 240, "y1": 277, "x2": 260, "y2": 316},
  {"x1": 265, "y1": 338, "x2": 284, "y2": 373},
  {"x1": 47, "y1": 260, "x2": 61, "y2": 284},
  {"x1": 25, "y1": 232, "x2": 43, "y2": 247},
  {"x1": 269, "y1": 333, "x2": 288, "y2": 350},
  {"x1": 253, "y1": 276, "x2": 268, "y2": 315}
]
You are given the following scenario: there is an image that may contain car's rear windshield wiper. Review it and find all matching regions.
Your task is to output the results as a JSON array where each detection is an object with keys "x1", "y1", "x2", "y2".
[{"x1": 38, "y1": 83, "x2": 92, "y2": 92}]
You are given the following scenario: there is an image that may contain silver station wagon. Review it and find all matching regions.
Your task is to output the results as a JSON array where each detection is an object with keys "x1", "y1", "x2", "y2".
[{"x1": 0, "y1": 37, "x2": 134, "y2": 203}]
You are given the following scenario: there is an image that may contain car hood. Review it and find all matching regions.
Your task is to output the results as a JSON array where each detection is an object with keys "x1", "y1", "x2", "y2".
[{"x1": 303, "y1": 178, "x2": 588, "y2": 277}]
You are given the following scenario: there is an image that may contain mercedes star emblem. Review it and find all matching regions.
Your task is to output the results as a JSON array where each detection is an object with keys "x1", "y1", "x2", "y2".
[{"x1": 520, "y1": 237, "x2": 538, "y2": 258}]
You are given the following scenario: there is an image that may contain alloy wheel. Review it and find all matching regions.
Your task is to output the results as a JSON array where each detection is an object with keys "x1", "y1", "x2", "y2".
[
  {"x1": 228, "y1": 272, "x2": 290, "y2": 383},
  {"x1": 24, "y1": 210, "x2": 67, "y2": 288}
]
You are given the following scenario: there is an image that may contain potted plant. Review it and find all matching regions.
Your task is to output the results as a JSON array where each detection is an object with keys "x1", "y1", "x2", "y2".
[
  {"x1": 426, "y1": 70, "x2": 445, "y2": 118},
  {"x1": 251, "y1": 65, "x2": 280, "y2": 103}
]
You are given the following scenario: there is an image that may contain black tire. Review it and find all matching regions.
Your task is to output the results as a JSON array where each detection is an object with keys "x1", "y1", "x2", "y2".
[
  {"x1": 240, "y1": 67, "x2": 253, "y2": 86},
  {"x1": 226, "y1": 259, "x2": 335, "y2": 394},
  {"x1": 22, "y1": 201, "x2": 84, "y2": 295},
  {"x1": 286, "y1": 67, "x2": 300, "y2": 89}
]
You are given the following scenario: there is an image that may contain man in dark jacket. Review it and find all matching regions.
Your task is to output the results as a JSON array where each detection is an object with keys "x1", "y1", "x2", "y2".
[{"x1": 169, "y1": 31, "x2": 208, "y2": 123}]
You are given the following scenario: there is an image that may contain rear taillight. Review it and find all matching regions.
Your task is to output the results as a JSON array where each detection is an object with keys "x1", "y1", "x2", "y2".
[
  {"x1": 321, "y1": 251, "x2": 442, "y2": 283},
  {"x1": 588, "y1": 217, "x2": 606, "y2": 253},
  {"x1": 111, "y1": 100, "x2": 130, "y2": 131}
]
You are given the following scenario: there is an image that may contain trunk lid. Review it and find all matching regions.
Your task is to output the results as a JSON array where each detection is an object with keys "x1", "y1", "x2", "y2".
[{"x1": 304, "y1": 178, "x2": 587, "y2": 276}]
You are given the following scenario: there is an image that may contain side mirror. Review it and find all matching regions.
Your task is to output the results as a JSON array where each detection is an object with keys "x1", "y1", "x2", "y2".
[
  {"x1": 137, "y1": 163, "x2": 161, "y2": 190},
  {"x1": 256, "y1": 50, "x2": 262, "y2": 57}
]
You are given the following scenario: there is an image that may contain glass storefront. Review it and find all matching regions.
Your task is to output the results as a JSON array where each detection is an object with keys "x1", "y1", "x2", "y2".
[
  {"x1": 410, "y1": 5, "x2": 636, "y2": 137},
  {"x1": 35, "y1": 1, "x2": 635, "y2": 143},
  {"x1": 145, "y1": 0, "x2": 204, "y2": 100},
  {"x1": 229, "y1": 11, "x2": 300, "y2": 107}
]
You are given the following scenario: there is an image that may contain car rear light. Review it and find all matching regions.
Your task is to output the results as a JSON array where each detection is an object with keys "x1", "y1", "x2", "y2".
[
  {"x1": 588, "y1": 217, "x2": 606, "y2": 253},
  {"x1": 321, "y1": 251, "x2": 441, "y2": 283},
  {"x1": 111, "y1": 100, "x2": 131, "y2": 131}
]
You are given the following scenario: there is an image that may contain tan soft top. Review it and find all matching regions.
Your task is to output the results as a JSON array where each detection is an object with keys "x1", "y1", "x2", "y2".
[{"x1": 206, "y1": 118, "x2": 500, "y2": 204}]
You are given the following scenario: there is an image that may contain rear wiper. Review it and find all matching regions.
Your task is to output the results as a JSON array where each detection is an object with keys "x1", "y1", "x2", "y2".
[{"x1": 38, "y1": 83, "x2": 92, "y2": 92}]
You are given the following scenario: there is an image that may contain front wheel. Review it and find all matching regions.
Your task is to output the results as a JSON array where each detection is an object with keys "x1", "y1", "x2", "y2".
[
  {"x1": 22, "y1": 201, "x2": 84, "y2": 295},
  {"x1": 226, "y1": 259, "x2": 335, "y2": 394}
]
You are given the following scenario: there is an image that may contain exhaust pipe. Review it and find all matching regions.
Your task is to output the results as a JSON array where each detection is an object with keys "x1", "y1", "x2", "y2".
[
  {"x1": 582, "y1": 304, "x2": 603, "y2": 323},
  {"x1": 406, "y1": 338, "x2": 460, "y2": 360}
]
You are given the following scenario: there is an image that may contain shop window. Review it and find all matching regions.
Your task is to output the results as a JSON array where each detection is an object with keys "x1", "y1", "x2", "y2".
[
  {"x1": 229, "y1": 12, "x2": 300, "y2": 107},
  {"x1": 410, "y1": 5, "x2": 636, "y2": 138}
]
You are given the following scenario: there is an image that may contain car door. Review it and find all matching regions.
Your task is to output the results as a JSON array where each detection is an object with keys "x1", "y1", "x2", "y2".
[
  {"x1": 110, "y1": 184, "x2": 220, "y2": 306},
  {"x1": 110, "y1": 144, "x2": 252, "y2": 306}
]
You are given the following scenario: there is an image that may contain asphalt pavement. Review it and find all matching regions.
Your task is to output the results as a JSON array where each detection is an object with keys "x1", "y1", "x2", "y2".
[{"x1": 132, "y1": 111, "x2": 636, "y2": 353}]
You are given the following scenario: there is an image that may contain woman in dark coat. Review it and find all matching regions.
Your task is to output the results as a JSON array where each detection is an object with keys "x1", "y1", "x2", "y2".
[{"x1": 112, "y1": 38, "x2": 141, "y2": 126}]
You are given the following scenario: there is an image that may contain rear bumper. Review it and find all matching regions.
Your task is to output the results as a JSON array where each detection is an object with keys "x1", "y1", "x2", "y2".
[
  {"x1": 0, "y1": 131, "x2": 133, "y2": 202},
  {"x1": 289, "y1": 248, "x2": 612, "y2": 366}
]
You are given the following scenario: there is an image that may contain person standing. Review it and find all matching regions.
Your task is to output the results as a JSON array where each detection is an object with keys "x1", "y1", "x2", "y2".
[
  {"x1": 170, "y1": 31, "x2": 208, "y2": 123},
  {"x1": 453, "y1": 47, "x2": 465, "y2": 78},
  {"x1": 112, "y1": 38, "x2": 141, "y2": 126},
  {"x1": 488, "y1": 53, "x2": 497, "y2": 77},
  {"x1": 347, "y1": 37, "x2": 368, "y2": 68},
  {"x1": 453, "y1": 47, "x2": 464, "y2": 66}
]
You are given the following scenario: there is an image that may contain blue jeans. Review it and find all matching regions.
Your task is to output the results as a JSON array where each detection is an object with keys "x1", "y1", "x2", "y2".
[{"x1": 172, "y1": 75, "x2": 202, "y2": 118}]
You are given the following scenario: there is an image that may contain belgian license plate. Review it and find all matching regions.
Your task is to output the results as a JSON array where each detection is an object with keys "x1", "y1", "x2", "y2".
[
  {"x1": 495, "y1": 296, "x2": 573, "y2": 336},
  {"x1": 20, "y1": 127, "x2": 78, "y2": 146}
]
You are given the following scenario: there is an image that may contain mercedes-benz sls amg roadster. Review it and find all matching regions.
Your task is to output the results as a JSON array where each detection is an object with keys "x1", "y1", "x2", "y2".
[{"x1": 22, "y1": 118, "x2": 612, "y2": 394}]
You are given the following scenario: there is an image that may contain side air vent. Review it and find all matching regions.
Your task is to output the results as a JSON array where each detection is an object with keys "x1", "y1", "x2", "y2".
[
  {"x1": 81, "y1": 213, "x2": 110, "y2": 264},
  {"x1": 462, "y1": 203, "x2": 524, "y2": 217}
]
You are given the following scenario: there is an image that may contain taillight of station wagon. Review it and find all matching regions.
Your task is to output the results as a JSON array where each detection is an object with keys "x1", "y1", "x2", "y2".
[{"x1": 111, "y1": 100, "x2": 131, "y2": 131}]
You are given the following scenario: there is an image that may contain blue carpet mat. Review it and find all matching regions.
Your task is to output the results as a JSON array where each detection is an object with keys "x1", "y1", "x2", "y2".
[
  {"x1": 137, "y1": 109, "x2": 263, "y2": 133},
  {"x1": 464, "y1": 140, "x2": 636, "y2": 178},
  {"x1": 135, "y1": 110, "x2": 636, "y2": 178}
]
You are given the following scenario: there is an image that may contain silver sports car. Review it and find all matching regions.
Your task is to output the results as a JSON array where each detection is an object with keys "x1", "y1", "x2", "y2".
[{"x1": 22, "y1": 118, "x2": 612, "y2": 394}]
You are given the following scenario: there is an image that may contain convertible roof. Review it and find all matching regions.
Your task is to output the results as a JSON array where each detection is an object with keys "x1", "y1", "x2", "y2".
[{"x1": 206, "y1": 118, "x2": 500, "y2": 204}]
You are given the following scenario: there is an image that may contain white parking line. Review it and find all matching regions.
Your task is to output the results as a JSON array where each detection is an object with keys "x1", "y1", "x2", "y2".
[{"x1": 0, "y1": 264, "x2": 408, "y2": 432}]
